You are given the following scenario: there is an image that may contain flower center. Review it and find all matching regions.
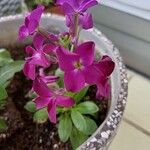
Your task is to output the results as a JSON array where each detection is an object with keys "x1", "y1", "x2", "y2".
[
  {"x1": 74, "y1": 60, "x2": 83, "y2": 69},
  {"x1": 34, "y1": 52, "x2": 41, "y2": 59}
]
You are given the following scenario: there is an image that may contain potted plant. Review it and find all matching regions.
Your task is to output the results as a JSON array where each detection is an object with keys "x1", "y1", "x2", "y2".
[{"x1": 0, "y1": 1, "x2": 128, "y2": 149}]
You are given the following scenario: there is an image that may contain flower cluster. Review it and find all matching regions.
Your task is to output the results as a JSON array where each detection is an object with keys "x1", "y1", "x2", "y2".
[{"x1": 19, "y1": 0, "x2": 115, "y2": 125}]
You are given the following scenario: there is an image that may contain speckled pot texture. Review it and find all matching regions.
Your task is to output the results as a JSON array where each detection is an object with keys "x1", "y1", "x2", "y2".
[
  {"x1": 0, "y1": 14, "x2": 128, "y2": 150},
  {"x1": 0, "y1": 0, "x2": 22, "y2": 17}
]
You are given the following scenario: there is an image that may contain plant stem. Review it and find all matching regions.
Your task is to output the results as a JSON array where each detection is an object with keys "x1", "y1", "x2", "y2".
[
  {"x1": 74, "y1": 14, "x2": 79, "y2": 38},
  {"x1": 70, "y1": 14, "x2": 80, "y2": 52}
]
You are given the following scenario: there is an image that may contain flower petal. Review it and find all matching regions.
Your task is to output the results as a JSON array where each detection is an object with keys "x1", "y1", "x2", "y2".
[
  {"x1": 83, "y1": 65, "x2": 102, "y2": 84},
  {"x1": 96, "y1": 79, "x2": 111, "y2": 98},
  {"x1": 40, "y1": 75, "x2": 59, "y2": 84},
  {"x1": 56, "y1": 0, "x2": 66, "y2": 5},
  {"x1": 66, "y1": 14, "x2": 72, "y2": 27},
  {"x1": 43, "y1": 44, "x2": 57, "y2": 54},
  {"x1": 27, "y1": 19, "x2": 39, "y2": 34},
  {"x1": 79, "y1": 13, "x2": 93, "y2": 29},
  {"x1": 56, "y1": 96, "x2": 75, "y2": 107},
  {"x1": 65, "y1": 15, "x2": 75, "y2": 36},
  {"x1": 79, "y1": 0, "x2": 98, "y2": 12},
  {"x1": 33, "y1": 33, "x2": 45, "y2": 50},
  {"x1": 33, "y1": 97, "x2": 51, "y2": 109},
  {"x1": 64, "y1": 69, "x2": 85, "y2": 92},
  {"x1": 33, "y1": 77, "x2": 53, "y2": 97},
  {"x1": 18, "y1": 25, "x2": 29, "y2": 40},
  {"x1": 23, "y1": 61, "x2": 36, "y2": 80},
  {"x1": 48, "y1": 32, "x2": 59, "y2": 42},
  {"x1": 56, "y1": 46, "x2": 79, "y2": 71},
  {"x1": 62, "y1": 2, "x2": 75, "y2": 14},
  {"x1": 30, "y1": 5, "x2": 44, "y2": 23},
  {"x1": 75, "y1": 41, "x2": 95, "y2": 66},
  {"x1": 48, "y1": 100, "x2": 57, "y2": 123},
  {"x1": 25, "y1": 46, "x2": 35, "y2": 56},
  {"x1": 30, "y1": 52, "x2": 50, "y2": 67},
  {"x1": 95, "y1": 55, "x2": 115, "y2": 77}
]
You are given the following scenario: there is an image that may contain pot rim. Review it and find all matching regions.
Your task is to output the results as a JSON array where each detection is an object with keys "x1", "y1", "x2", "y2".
[{"x1": 0, "y1": 14, "x2": 128, "y2": 150}]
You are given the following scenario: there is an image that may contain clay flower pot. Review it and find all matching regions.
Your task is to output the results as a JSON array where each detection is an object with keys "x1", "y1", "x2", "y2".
[{"x1": 0, "y1": 14, "x2": 128, "y2": 150}]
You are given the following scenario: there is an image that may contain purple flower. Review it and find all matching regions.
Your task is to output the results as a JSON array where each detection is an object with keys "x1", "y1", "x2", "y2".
[
  {"x1": 96, "y1": 79, "x2": 111, "y2": 98},
  {"x1": 83, "y1": 56, "x2": 115, "y2": 84},
  {"x1": 56, "y1": 41, "x2": 95, "y2": 92},
  {"x1": 57, "y1": 0, "x2": 98, "y2": 15},
  {"x1": 33, "y1": 77, "x2": 75, "y2": 123},
  {"x1": 95, "y1": 56, "x2": 115, "y2": 98},
  {"x1": 66, "y1": 12, "x2": 93, "y2": 33},
  {"x1": 18, "y1": 5, "x2": 44, "y2": 40},
  {"x1": 23, "y1": 33, "x2": 55, "y2": 80},
  {"x1": 39, "y1": 68, "x2": 59, "y2": 84},
  {"x1": 56, "y1": 43, "x2": 115, "y2": 95}
]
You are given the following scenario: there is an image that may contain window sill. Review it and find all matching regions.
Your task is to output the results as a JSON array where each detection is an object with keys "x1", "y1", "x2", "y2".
[{"x1": 99, "y1": 0, "x2": 150, "y2": 20}]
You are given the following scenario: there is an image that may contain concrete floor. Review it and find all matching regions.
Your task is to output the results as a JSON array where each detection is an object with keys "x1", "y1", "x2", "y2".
[{"x1": 109, "y1": 70, "x2": 150, "y2": 150}]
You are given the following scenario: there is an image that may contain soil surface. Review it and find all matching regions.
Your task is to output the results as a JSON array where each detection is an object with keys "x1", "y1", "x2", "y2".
[{"x1": 0, "y1": 46, "x2": 108, "y2": 150}]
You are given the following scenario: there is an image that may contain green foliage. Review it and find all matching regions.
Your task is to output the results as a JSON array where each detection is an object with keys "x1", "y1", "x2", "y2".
[
  {"x1": 55, "y1": 68, "x2": 64, "y2": 87},
  {"x1": 26, "y1": 90, "x2": 37, "y2": 99},
  {"x1": 84, "y1": 116, "x2": 98, "y2": 135},
  {"x1": 76, "y1": 101, "x2": 99, "y2": 115},
  {"x1": 0, "y1": 118, "x2": 7, "y2": 131},
  {"x1": 0, "y1": 49, "x2": 24, "y2": 110},
  {"x1": 59, "y1": 36, "x2": 72, "y2": 49},
  {"x1": 65, "y1": 86, "x2": 89, "y2": 103},
  {"x1": 56, "y1": 84, "x2": 99, "y2": 148},
  {"x1": 71, "y1": 109, "x2": 87, "y2": 133},
  {"x1": 56, "y1": 100, "x2": 99, "y2": 149},
  {"x1": 58, "y1": 114, "x2": 72, "y2": 142},
  {"x1": 35, "y1": 0, "x2": 53, "y2": 5},
  {"x1": 25, "y1": 0, "x2": 54, "y2": 10},
  {"x1": 0, "y1": 60, "x2": 24, "y2": 86},
  {"x1": 0, "y1": 99, "x2": 6, "y2": 110},
  {"x1": 57, "y1": 107, "x2": 63, "y2": 114},
  {"x1": 24, "y1": 101, "x2": 36, "y2": 113},
  {"x1": 33, "y1": 108, "x2": 48, "y2": 124},
  {"x1": 0, "y1": 85, "x2": 7, "y2": 100},
  {"x1": 70, "y1": 127, "x2": 88, "y2": 150},
  {"x1": 0, "y1": 49, "x2": 13, "y2": 67},
  {"x1": 74, "y1": 86, "x2": 89, "y2": 103}
]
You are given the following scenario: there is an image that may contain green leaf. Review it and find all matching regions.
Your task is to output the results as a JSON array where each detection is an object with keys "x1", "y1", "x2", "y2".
[
  {"x1": 74, "y1": 86, "x2": 89, "y2": 103},
  {"x1": 33, "y1": 108, "x2": 48, "y2": 124},
  {"x1": 35, "y1": 0, "x2": 53, "y2": 5},
  {"x1": 3, "y1": 80, "x2": 11, "y2": 88},
  {"x1": 0, "y1": 99, "x2": 6, "y2": 110},
  {"x1": 84, "y1": 116, "x2": 98, "y2": 135},
  {"x1": 0, "y1": 49, "x2": 13, "y2": 66},
  {"x1": 0, "y1": 60, "x2": 24, "y2": 85},
  {"x1": 25, "y1": 91, "x2": 37, "y2": 99},
  {"x1": 76, "y1": 101, "x2": 99, "y2": 115},
  {"x1": 57, "y1": 107, "x2": 63, "y2": 114},
  {"x1": 55, "y1": 68, "x2": 64, "y2": 87},
  {"x1": 0, "y1": 118, "x2": 7, "y2": 131},
  {"x1": 70, "y1": 127, "x2": 88, "y2": 150},
  {"x1": 65, "y1": 91, "x2": 75, "y2": 98},
  {"x1": 55, "y1": 68, "x2": 64, "y2": 77},
  {"x1": 71, "y1": 109, "x2": 86, "y2": 133},
  {"x1": 24, "y1": 101, "x2": 36, "y2": 113},
  {"x1": 0, "y1": 85, "x2": 7, "y2": 100},
  {"x1": 58, "y1": 114, "x2": 72, "y2": 142}
]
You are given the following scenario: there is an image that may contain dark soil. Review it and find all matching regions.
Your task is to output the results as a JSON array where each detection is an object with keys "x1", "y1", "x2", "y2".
[{"x1": 0, "y1": 46, "x2": 108, "y2": 150}]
